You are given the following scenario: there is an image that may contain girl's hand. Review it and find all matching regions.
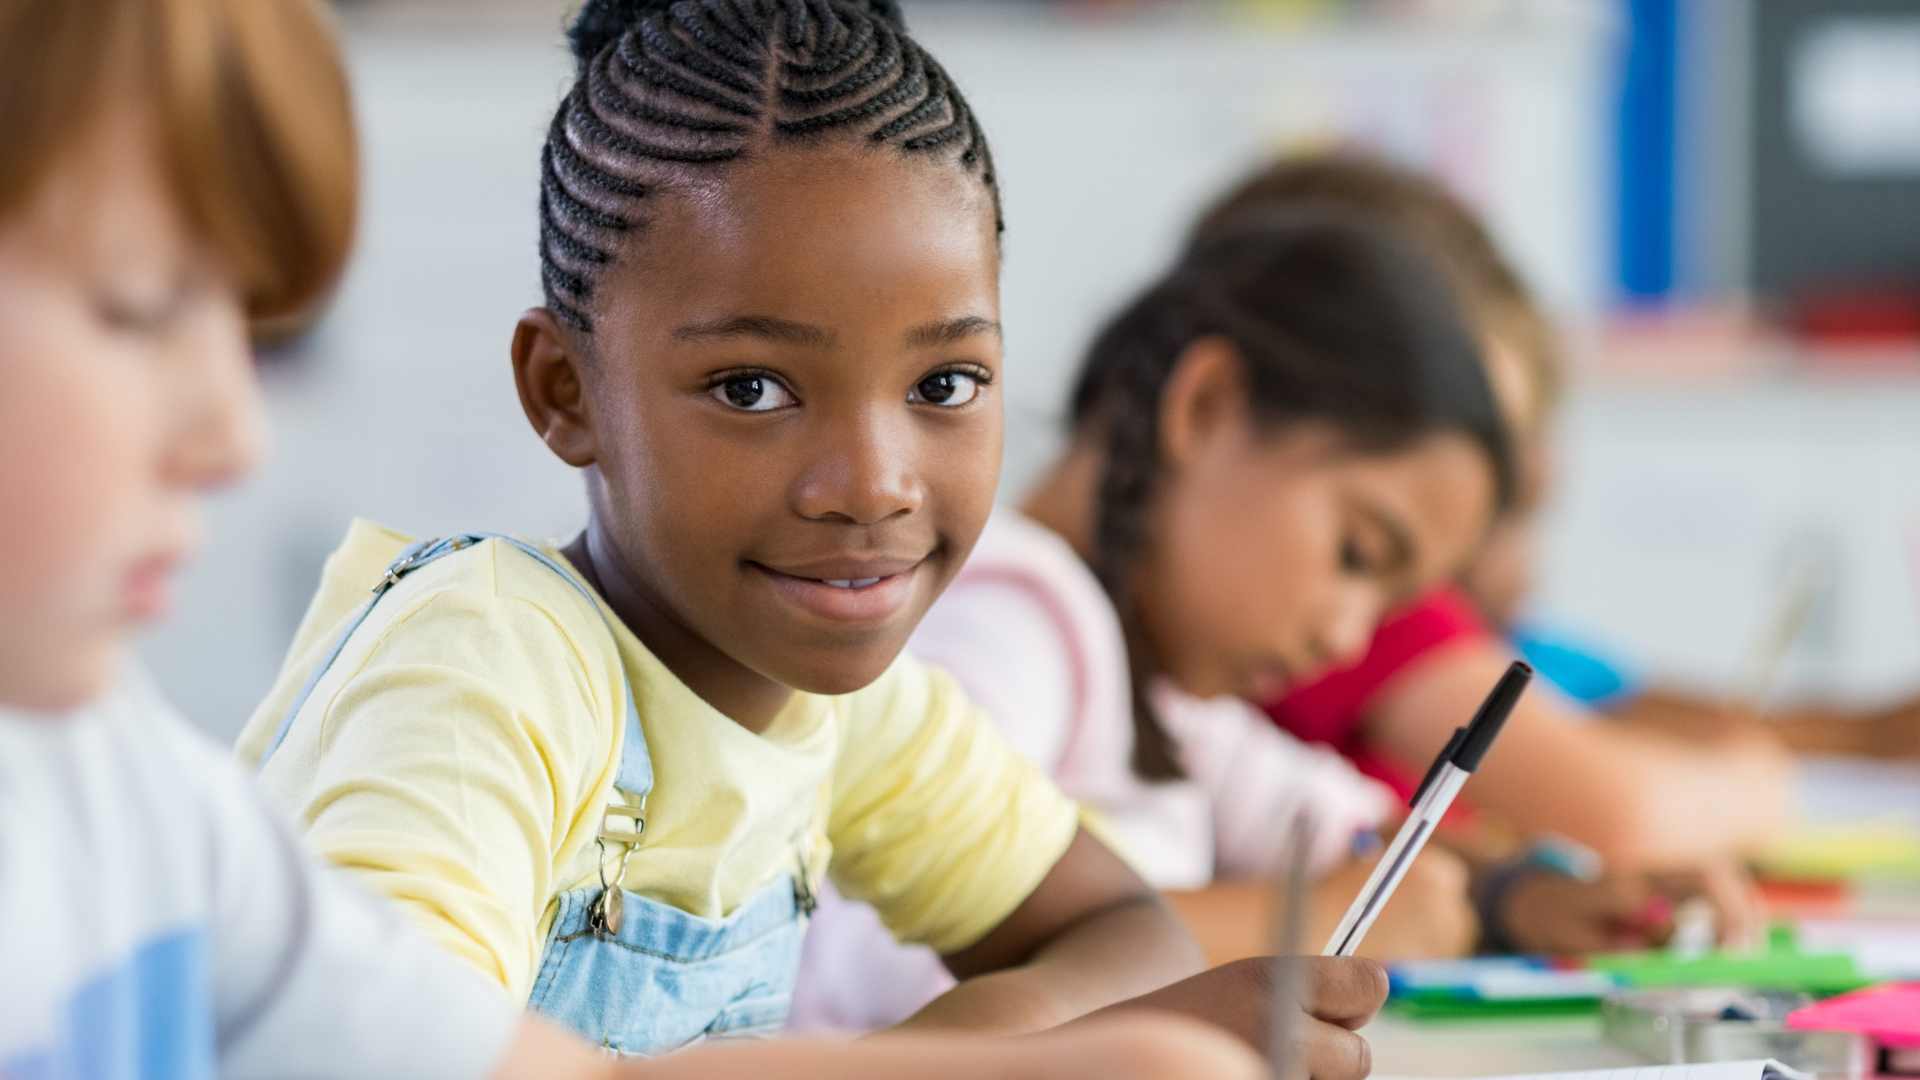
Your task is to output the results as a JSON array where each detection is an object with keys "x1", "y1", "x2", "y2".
[
  {"x1": 1081, "y1": 956, "x2": 1388, "y2": 1080},
  {"x1": 1309, "y1": 848, "x2": 1479, "y2": 962},
  {"x1": 1643, "y1": 860, "x2": 1764, "y2": 948},
  {"x1": 1495, "y1": 859, "x2": 1761, "y2": 955},
  {"x1": 503, "y1": 1012, "x2": 1271, "y2": 1080}
]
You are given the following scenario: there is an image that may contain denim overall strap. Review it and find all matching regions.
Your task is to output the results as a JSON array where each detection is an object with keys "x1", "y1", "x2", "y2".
[{"x1": 254, "y1": 533, "x2": 654, "y2": 804}]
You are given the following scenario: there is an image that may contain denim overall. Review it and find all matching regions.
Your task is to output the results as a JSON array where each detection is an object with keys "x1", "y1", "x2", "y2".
[{"x1": 256, "y1": 534, "x2": 812, "y2": 1054}]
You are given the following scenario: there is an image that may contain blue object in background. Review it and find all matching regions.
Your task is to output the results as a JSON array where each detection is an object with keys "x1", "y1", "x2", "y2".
[
  {"x1": 1510, "y1": 624, "x2": 1640, "y2": 707},
  {"x1": 1615, "y1": 0, "x2": 1679, "y2": 303}
]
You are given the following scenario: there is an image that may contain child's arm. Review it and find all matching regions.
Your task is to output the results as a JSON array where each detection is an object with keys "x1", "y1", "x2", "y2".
[
  {"x1": 896, "y1": 826, "x2": 1387, "y2": 1074},
  {"x1": 1490, "y1": 858, "x2": 1762, "y2": 953},
  {"x1": 1365, "y1": 643, "x2": 1794, "y2": 866},
  {"x1": 494, "y1": 1013, "x2": 1267, "y2": 1080},
  {"x1": 1616, "y1": 686, "x2": 1920, "y2": 759},
  {"x1": 898, "y1": 827, "x2": 1204, "y2": 1034},
  {"x1": 1164, "y1": 848, "x2": 1480, "y2": 966},
  {"x1": 833, "y1": 659, "x2": 1387, "y2": 1060}
]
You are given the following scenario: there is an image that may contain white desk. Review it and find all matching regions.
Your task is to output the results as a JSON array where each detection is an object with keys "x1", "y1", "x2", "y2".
[{"x1": 1369, "y1": 1014, "x2": 1640, "y2": 1078}]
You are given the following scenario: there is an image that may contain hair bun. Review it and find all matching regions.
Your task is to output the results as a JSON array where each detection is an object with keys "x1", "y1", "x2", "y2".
[
  {"x1": 568, "y1": 0, "x2": 908, "y2": 69},
  {"x1": 567, "y1": 0, "x2": 672, "y2": 68},
  {"x1": 853, "y1": 1, "x2": 907, "y2": 30}
]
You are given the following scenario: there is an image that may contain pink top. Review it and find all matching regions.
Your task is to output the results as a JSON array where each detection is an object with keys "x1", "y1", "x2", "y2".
[
  {"x1": 789, "y1": 510, "x2": 1396, "y2": 1033},
  {"x1": 1262, "y1": 588, "x2": 1491, "y2": 799}
]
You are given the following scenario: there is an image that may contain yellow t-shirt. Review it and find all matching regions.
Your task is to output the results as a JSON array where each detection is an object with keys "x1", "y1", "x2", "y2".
[{"x1": 235, "y1": 520, "x2": 1079, "y2": 1001}]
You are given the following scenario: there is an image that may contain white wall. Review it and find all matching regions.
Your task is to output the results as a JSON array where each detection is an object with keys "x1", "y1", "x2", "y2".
[
  {"x1": 1537, "y1": 371, "x2": 1920, "y2": 706},
  {"x1": 154, "y1": 3, "x2": 1920, "y2": 743}
]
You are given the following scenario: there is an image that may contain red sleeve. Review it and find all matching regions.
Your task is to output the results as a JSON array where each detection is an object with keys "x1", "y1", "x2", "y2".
[{"x1": 1262, "y1": 587, "x2": 1490, "y2": 799}]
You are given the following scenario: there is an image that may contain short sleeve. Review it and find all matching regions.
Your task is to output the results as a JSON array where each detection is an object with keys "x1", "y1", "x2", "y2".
[
  {"x1": 256, "y1": 585, "x2": 622, "y2": 998},
  {"x1": 827, "y1": 657, "x2": 1079, "y2": 956}
]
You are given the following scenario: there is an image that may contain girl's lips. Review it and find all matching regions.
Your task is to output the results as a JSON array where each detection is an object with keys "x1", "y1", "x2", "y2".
[
  {"x1": 751, "y1": 561, "x2": 923, "y2": 624},
  {"x1": 121, "y1": 550, "x2": 184, "y2": 621}
]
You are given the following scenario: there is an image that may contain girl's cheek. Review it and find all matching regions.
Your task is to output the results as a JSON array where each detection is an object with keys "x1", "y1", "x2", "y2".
[
  {"x1": 0, "y1": 417, "x2": 128, "y2": 706},
  {"x1": 0, "y1": 314, "x2": 159, "y2": 640},
  {"x1": 1322, "y1": 586, "x2": 1383, "y2": 671}
]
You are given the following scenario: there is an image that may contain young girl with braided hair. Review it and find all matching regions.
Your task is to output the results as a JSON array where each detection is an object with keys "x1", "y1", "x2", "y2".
[
  {"x1": 0, "y1": 0, "x2": 1278, "y2": 1074},
  {"x1": 235, "y1": 0, "x2": 1381, "y2": 1067}
]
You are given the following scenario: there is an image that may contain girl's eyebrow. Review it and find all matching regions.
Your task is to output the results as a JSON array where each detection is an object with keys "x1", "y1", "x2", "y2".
[
  {"x1": 674, "y1": 315, "x2": 832, "y2": 347},
  {"x1": 670, "y1": 314, "x2": 1001, "y2": 350},
  {"x1": 905, "y1": 316, "x2": 1000, "y2": 348}
]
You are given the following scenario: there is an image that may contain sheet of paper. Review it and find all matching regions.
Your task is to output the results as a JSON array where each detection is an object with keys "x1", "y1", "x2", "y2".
[
  {"x1": 1794, "y1": 918, "x2": 1920, "y2": 979},
  {"x1": 1475, "y1": 1060, "x2": 1804, "y2": 1080}
]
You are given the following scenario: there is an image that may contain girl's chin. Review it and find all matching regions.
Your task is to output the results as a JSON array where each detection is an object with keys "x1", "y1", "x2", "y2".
[
  {"x1": 774, "y1": 648, "x2": 905, "y2": 699},
  {"x1": 1, "y1": 641, "x2": 123, "y2": 715}
]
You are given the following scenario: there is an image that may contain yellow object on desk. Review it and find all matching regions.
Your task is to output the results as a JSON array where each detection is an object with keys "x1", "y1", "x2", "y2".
[{"x1": 1753, "y1": 823, "x2": 1920, "y2": 882}]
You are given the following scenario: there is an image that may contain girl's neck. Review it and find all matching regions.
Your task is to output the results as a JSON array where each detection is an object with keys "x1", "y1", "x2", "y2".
[
  {"x1": 561, "y1": 517, "x2": 794, "y2": 735},
  {"x1": 1018, "y1": 436, "x2": 1106, "y2": 568}
]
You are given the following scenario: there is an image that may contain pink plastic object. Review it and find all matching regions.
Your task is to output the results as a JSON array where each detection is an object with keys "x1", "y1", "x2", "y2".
[{"x1": 1786, "y1": 983, "x2": 1920, "y2": 1049}]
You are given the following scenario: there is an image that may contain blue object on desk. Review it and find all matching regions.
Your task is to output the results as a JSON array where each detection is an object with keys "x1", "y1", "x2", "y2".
[
  {"x1": 1510, "y1": 624, "x2": 1640, "y2": 708},
  {"x1": 1388, "y1": 957, "x2": 1622, "y2": 1003}
]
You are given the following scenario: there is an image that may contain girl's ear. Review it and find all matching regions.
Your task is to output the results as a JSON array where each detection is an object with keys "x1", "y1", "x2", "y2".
[
  {"x1": 1158, "y1": 335, "x2": 1251, "y2": 471},
  {"x1": 512, "y1": 308, "x2": 598, "y2": 468}
]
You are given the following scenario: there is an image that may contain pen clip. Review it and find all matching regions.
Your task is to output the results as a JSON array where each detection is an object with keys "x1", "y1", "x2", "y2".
[{"x1": 1409, "y1": 728, "x2": 1466, "y2": 808}]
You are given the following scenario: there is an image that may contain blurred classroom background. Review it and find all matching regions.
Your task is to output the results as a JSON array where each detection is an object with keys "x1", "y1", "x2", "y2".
[{"x1": 151, "y1": 0, "x2": 1920, "y2": 742}]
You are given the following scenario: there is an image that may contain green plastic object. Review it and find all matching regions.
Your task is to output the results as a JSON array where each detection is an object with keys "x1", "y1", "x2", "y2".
[
  {"x1": 1385, "y1": 994, "x2": 1604, "y2": 1021},
  {"x1": 1586, "y1": 949, "x2": 1871, "y2": 996}
]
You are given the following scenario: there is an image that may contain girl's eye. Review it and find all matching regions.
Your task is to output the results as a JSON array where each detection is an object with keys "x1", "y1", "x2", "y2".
[
  {"x1": 711, "y1": 374, "x2": 797, "y2": 412},
  {"x1": 1339, "y1": 537, "x2": 1374, "y2": 576},
  {"x1": 93, "y1": 273, "x2": 202, "y2": 337},
  {"x1": 909, "y1": 370, "x2": 983, "y2": 407},
  {"x1": 95, "y1": 292, "x2": 181, "y2": 336}
]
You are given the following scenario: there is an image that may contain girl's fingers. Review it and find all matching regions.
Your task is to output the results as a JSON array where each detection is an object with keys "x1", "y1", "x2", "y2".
[
  {"x1": 1295, "y1": 1015, "x2": 1373, "y2": 1080},
  {"x1": 1303, "y1": 956, "x2": 1390, "y2": 1030}
]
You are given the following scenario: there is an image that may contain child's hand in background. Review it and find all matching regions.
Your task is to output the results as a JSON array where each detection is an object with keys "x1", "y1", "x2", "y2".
[
  {"x1": 1309, "y1": 848, "x2": 1480, "y2": 961},
  {"x1": 1081, "y1": 955, "x2": 1388, "y2": 1080},
  {"x1": 1494, "y1": 858, "x2": 1761, "y2": 955},
  {"x1": 1642, "y1": 860, "x2": 1764, "y2": 948},
  {"x1": 1866, "y1": 696, "x2": 1920, "y2": 758}
]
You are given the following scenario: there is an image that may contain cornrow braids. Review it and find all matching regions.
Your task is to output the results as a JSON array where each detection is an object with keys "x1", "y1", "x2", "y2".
[
  {"x1": 540, "y1": 0, "x2": 1000, "y2": 333},
  {"x1": 1069, "y1": 212, "x2": 1517, "y2": 781}
]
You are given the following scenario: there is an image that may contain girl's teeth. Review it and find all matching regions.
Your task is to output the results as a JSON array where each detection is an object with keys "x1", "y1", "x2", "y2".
[{"x1": 821, "y1": 577, "x2": 883, "y2": 589}]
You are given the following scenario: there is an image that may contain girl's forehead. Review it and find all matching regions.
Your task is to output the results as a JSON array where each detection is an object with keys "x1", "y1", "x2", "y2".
[
  {"x1": 672, "y1": 147, "x2": 992, "y2": 259},
  {"x1": 599, "y1": 147, "x2": 1001, "y2": 331}
]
